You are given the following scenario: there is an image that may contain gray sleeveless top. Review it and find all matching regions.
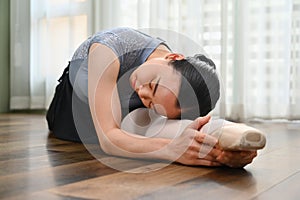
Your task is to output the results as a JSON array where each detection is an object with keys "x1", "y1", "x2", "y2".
[{"x1": 69, "y1": 27, "x2": 170, "y2": 118}]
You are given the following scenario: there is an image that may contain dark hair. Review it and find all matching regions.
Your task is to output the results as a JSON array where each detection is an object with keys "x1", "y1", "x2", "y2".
[{"x1": 169, "y1": 54, "x2": 220, "y2": 120}]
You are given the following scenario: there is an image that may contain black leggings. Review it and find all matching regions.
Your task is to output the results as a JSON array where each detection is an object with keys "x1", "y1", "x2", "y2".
[{"x1": 46, "y1": 64, "x2": 98, "y2": 143}]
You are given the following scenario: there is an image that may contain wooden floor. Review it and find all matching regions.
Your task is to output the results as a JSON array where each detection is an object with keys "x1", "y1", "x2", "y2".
[{"x1": 0, "y1": 114, "x2": 300, "y2": 200}]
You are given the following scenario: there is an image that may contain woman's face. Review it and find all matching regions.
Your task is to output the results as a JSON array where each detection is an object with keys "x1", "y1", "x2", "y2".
[{"x1": 130, "y1": 57, "x2": 182, "y2": 118}]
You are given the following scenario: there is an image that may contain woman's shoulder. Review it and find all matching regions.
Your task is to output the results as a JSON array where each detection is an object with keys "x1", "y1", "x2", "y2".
[{"x1": 92, "y1": 27, "x2": 137, "y2": 38}]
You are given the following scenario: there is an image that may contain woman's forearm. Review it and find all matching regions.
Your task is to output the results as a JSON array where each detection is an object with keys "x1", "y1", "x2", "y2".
[
  {"x1": 120, "y1": 108, "x2": 193, "y2": 139},
  {"x1": 100, "y1": 127, "x2": 173, "y2": 161}
]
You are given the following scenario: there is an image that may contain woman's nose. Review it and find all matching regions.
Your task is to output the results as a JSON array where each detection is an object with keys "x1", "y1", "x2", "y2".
[{"x1": 137, "y1": 85, "x2": 152, "y2": 99}]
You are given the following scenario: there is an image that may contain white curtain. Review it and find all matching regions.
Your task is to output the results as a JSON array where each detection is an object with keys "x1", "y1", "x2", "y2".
[
  {"x1": 11, "y1": 0, "x2": 300, "y2": 121},
  {"x1": 10, "y1": 0, "x2": 92, "y2": 109}
]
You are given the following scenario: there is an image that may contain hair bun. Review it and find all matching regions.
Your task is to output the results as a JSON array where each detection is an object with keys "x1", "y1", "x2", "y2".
[{"x1": 192, "y1": 54, "x2": 216, "y2": 70}]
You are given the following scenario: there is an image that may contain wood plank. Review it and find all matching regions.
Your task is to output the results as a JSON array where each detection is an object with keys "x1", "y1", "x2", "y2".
[
  {"x1": 0, "y1": 156, "x2": 169, "y2": 199},
  {"x1": 0, "y1": 160, "x2": 117, "y2": 199},
  {"x1": 252, "y1": 171, "x2": 300, "y2": 200},
  {"x1": 0, "y1": 151, "x2": 95, "y2": 176},
  {"x1": 134, "y1": 147, "x2": 300, "y2": 200},
  {"x1": 0, "y1": 139, "x2": 89, "y2": 161},
  {"x1": 4, "y1": 190, "x2": 86, "y2": 200},
  {"x1": 49, "y1": 164, "x2": 215, "y2": 200}
]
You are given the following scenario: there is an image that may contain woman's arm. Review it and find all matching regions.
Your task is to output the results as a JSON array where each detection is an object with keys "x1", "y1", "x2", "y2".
[{"x1": 88, "y1": 43, "x2": 168, "y2": 159}]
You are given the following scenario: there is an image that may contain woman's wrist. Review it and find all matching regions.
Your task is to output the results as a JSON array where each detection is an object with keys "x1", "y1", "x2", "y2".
[{"x1": 146, "y1": 137, "x2": 174, "y2": 161}]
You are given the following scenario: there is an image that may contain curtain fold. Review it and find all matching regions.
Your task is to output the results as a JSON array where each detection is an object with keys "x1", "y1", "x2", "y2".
[
  {"x1": 10, "y1": 0, "x2": 31, "y2": 109},
  {"x1": 10, "y1": 0, "x2": 300, "y2": 121},
  {"x1": 10, "y1": 0, "x2": 92, "y2": 109}
]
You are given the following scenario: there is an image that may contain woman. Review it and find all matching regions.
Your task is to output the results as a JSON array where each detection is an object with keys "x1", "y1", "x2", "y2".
[{"x1": 47, "y1": 27, "x2": 257, "y2": 168}]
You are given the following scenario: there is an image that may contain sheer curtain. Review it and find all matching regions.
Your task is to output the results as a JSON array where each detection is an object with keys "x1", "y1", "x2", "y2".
[
  {"x1": 11, "y1": 0, "x2": 300, "y2": 121},
  {"x1": 97, "y1": 0, "x2": 300, "y2": 121},
  {"x1": 10, "y1": 0, "x2": 92, "y2": 109}
]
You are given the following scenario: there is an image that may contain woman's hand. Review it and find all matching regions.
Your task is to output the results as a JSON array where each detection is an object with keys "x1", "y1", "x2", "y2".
[
  {"x1": 167, "y1": 115, "x2": 258, "y2": 168},
  {"x1": 216, "y1": 150, "x2": 257, "y2": 168},
  {"x1": 167, "y1": 115, "x2": 223, "y2": 166}
]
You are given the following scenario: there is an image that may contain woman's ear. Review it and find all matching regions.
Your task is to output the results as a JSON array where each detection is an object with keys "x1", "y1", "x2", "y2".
[{"x1": 165, "y1": 53, "x2": 185, "y2": 61}]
